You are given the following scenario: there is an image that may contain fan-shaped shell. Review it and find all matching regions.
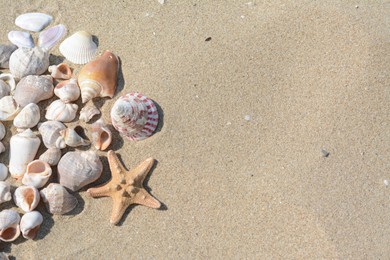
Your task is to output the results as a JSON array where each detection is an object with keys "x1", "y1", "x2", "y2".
[
  {"x1": 0, "y1": 182, "x2": 11, "y2": 204},
  {"x1": 22, "y1": 160, "x2": 52, "y2": 189},
  {"x1": 0, "y1": 96, "x2": 21, "y2": 121},
  {"x1": 79, "y1": 102, "x2": 100, "y2": 123},
  {"x1": 15, "y1": 12, "x2": 52, "y2": 32},
  {"x1": 91, "y1": 119, "x2": 112, "y2": 150},
  {"x1": 111, "y1": 92, "x2": 159, "y2": 141},
  {"x1": 48, "y1": 63, "x2": 72, "y2": 80},
  {"x1": 8, "y1": 31, "x2": 34, "y2": 48},
  {"x1": 0, "y1": 44, "x2": 17, "y2": 68},
  {"x1": 0, "y1": 121, "x2": 5, "y2": 140},
  {"x1": 38, "y1": 121, "x2": 66, "y2": 149},
  {"x1": 38, "y1": 24, "x2": 67, "y2": 50},
  {"x1": 0, "y1": 164, "x2": 8, "y2": 181},
  {"x1": 60, "y1": 128, "x2": 90, "y2": 147},
  {"x1": 58, "y1": 150, "x2": 103, "y2": 191},
  {"x1": 39, "y1": 148, "x2": 62, "y2": 166},
  {"x1": 54, "y1": 78, "x2": 80, "y2": 103},
  {"x1": 45, "y1": 99, "x2": 78, "y2": 122},
  {"x1": 40, "y1": 183, "x2": 78, "y2": 215},
  {"x1": 9, "y1": 47, "x2": 50, "y2": 79},
  {"x1": 14, "y1": 74, "x2": 54, "y2": 107},
  {"x1": 0, "y1": 209, "x2": 20, "y2": 242},
  {"x1": 59, "y1": 31, "x2": 97, "y2": 64},
  {"x1": 20, "y1": 211, "x2": 43, "y2": 239},
  {"x1": 13, "y1": 185, "x2": 40, "y2": 212},
  {"x1": 13, "y1": 103, "x2": 40, "y2": 130}
]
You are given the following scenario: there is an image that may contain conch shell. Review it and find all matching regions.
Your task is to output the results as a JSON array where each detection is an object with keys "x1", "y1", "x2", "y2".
[
  {"x1": 13, "y1": 185, "x2": 40, "y2": 212},
  {"x1": 14, "y1": 74, "x2": 54, "y2": 107},
  {"x1": 48, "y1": 63, "x2": 72, "y2": 80},
  {"x1": 90, "y1": 119, "x2": 112, "y2": 150},
  {"x1": 79, "y1": 102, "x2": 100, "y2": 123},
  {"x1": 59, "y1": 128, "x2": 90, "y2": 147},
  {"x1": 78, "y1": 50, "x2": 119, "y2": 103},
  {"x1": 40, "y1": 183, "x2": 78, "y2": 215},
  {"x1": 9, "y1": 46, "x2": 50, "y2": 79},
  {"x1": 38, "y1": 120, "x2": 66, "y2": 149},
  {"x1": 0, "y1": 209, "x2": 20, "y2": 242},
  {"x1": 13, "y1": 103, "x2": 41, "y2": 130},
  {"x1": 54, "y1": 78, "x2": 80, "y2": 103},
  {"x1": 39, "y1": 148, "x2": 62, "y2": 166},
  {"x1": 22, "y1": 160, "x2": 52, "y2": 188},
  {"x1": 0, "y1": 181, "x2": 11, "y2": 204},
  {"x1": 0, "y1": 95, "x2": 21, "y2": 121},
  {"x1": 45, "y1": 99, "x2": 78, "y2": 122},
  {"x1": 20, "y1": 211, "x2": 43, "y2": 240}
]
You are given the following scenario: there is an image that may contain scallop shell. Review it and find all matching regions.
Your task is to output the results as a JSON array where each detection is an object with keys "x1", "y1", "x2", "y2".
[
  {"x1": 0, "y1": 73, "x2": 16, "y2": 96},
  {"x1": 79, "y1": 102, "x2": 100, "y2": 123},
  {"x1": 40, "y1": 183, "x2": 78, "y2": 215},
  {"x1": 60, "y1": 128, "x2": 90, "y2": 147},
  {"x1": 58, "y1": 150, "x2": 103, "y2": 191},
  {"x1": 15, "y1": 12, "x2": 52, "y2": 32},
  {"x1": 39, "y1": 148, "x2": 62, "y2": 166},
  {"x1": 91, "y1": 119, "x2": 112, "y2": 150},
  {"x1": 48, "y1": 63, "x2": 72, "y2": 80},
  {"x1": 45, "y1": 99, "x2": 78, "y2": 122},
  {"x1": 0, "y1": 95, "x2": 21, "y2": 121},
  {"x1": 59, "y1": 31, "x2": 97, "y2": 64},
  {"x1": 13, "y1": 185, "x2": 40, "y2": 212},
  {"x1": 38, "y1": 24, "x2": 67, "y2": 50},
  {"x1": 0, "y1": 164, "x2": 8, "y2": 181},
  {"x1": 54, "y1": 78, "x2": 80, "y2": 103},
  {"x1": 22, "y1": 160, "x2": 52, "y2": 189},
  {"x1": 111, "y1": 92, "x2": 159, "y2": 141},
  {"x1": 0, "y1": 182, "x2": 11, "y2": 204},
  {"x1": 14, "y1": 74, "x2": 54, "y2": 107},
  {"x1": 78, "y1": 50, "x2": 118, "y2": 103},
  {"x1": 0, "y1": 209, "x2": 20, "y2": 242},
  {"x1": 20, "y1": 211, "x2": 43, "y2": 240},
  {"x1": 38, "y1": 121, "x2": 66, "y2": 149},
  {"x1": 0, "y1": 122, "x2": 5, "y2": 140},
  {"x1": 9, "y1": 46, "x2": 50, "y2": 79},
  {"x1": 0, "y1": 44, "x2": 17, "y2": 68},
  {"x1": 8, "y1": 31, "x2": 34, "y2": 48},
  {"x1": 13, "y1": 103, "x2": 41, "y2": 130},
  {"x1": 9, "y1": 129, "x2": 41, "y2": 179}
]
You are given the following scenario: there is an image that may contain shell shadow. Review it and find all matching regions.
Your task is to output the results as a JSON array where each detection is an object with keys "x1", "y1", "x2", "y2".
[
  {"x1": 115, "y1": 56, "x2": 125, "y2": 96},
  {"x1": 152, "y1": 100, "x2": 164, "y2": 134},
  {"x1": 107, "y1": 124, "x2": 124, "y2": 151},
  {"x1": 92, "y1": 35, "x2": 99, "y2": 48},
  {"x1": 34, "y1": 203, "x2": 55, "y2": 240},
  {"x1": 49, "y1": 54, "x2": 65, "y2": 65},
  {"x1": 65, "y1": 191, "x2": 85, "y2": 216}
]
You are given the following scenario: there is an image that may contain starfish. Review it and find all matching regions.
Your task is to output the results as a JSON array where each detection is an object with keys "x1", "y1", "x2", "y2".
[{"x1": 87, "y1": 150, "x2": 161, "y2": 225}]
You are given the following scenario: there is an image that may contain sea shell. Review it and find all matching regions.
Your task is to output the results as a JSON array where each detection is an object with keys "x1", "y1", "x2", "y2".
[
  {"x1": 0, "y1": 209, "x2": 20, "y2": 242},
  {"x1": 0, "y1": 164, "x2": 8, "y2": 181},
  {"x1": 8, "y1": 31, "x2": 34, "y2": 48},
  {"x1": 0, "y1": 122, "x2": 4, "y2": 140},
  {"x1": 0, "y1": 182, "x2": 11, "y2": 204},
  {"x1": 0, "y1": 142, "x2": 5, "y2": 154},
  {"x1": 60, "y1": 128, "x2": 90, "y2": 147},
  {"x1": 38, "y1": 24, "x2": 67, "y2": 50},
  {"x1": 45, "y1": 99, "x2": 78, "y2": 122},
  {"x1": 78, "y1": 50, "x2": 118, "y2": 103},
  {"x1": 22, "y1": 160, "x2": 52, "y2": 189},
  {"x1": 59, "y1": 31, "x2": 97, "y2": 64},
  {"x1": 13, "y1": 185, "x2": 40, "y2": 212},
  {"x1": 91, "y1": 119, "x2": 112, "y2": 150},
  {"x1": 0, "y1": 252, "x2": 9, "y2": 260},
  {"x1": 15, "y1": 12, "x2": 52, "y2": 32},
  {"x1": 9, "y1": 47, "x2": 50, "y2": 79},
  {"x1": 79, "y1": 102, "x2": 100, "y2": 123},
  {"x1": 40, "y1": 183, "x2": 78, "y2": 215},
  {"x1": 13, "y1": 103, "x2": 41, "y2": 130},
  {"x1": 14, "y1": 74, "x2": 54, "y2": 107},
  {"x1": 9, "y1": 129, "x2": 41, "y2": 179},
  {"x1": 54, "y1": 78, "x2": 80, "y2": 103},
  {"x1": 48, "y1": 63, "x2": 72, "y2": 80},
  {"x1": 0, "y1": 96, "x2": 21, "y2": 121},
  {"x1": 0, "y1": 44, "x2": 17, "y2": 68},
  {"x1": 20, "y1": 211, "x2": 43, "y2": 240},
  {"x1": 0, "y1": 73, "x2": 16, "y2": 97},
  {"x1": 58, "y1": 150, "x2": 103, "y2": 191},
  {"x1": 38, "y1": 121, "x2": 66, "y2": 149},
  {"x1": 39, "y1": 148, "x2": 62, "y2": 166},
  {"x1": 111, "y1": 92, "x2": 159, "y2": 141}
]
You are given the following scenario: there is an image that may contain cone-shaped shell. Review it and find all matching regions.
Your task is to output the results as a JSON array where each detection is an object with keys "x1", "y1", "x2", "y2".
[
  {"x1": 0, "y1": 209, "x2": 20, "y2": 242},
  {"x1": 38, "y1": 24, "x2": 67, "y2": 50},
  {"x1": 91, "y1": 119, "x2": 112, "y2": 150},
  {"x1": 38, "y1": 121, "x2": 66, "y2": 149},
  {"x1": 59, "y1": 31, "x2": 97, "y2": 64},
  {"x1": 22, "y1": 160, "x2": 52, "y2": 188},
  {"x1": 45, "y1": 99, "x2": 78, "y2": 122},
  {"x1": 54, "y1": 78, "x2": 80, "y2": 103},
  {"x1": 13, "y1": 103, "x2": 40, "y2": 130},
  {"x1": 78, "y1": 50, "x2": 119, "y2": 103},
  {"x1": 0, "y1": 182, "x2": 11, "y2": 204},
  {"x1": 0, "y1": 121, "x2": 5, "y2": 141},
  {"x1": 79, "y1": 102, "x2": 100, "y2": 123},
  {"x1": 0, "y1": 164, "x2": 8, "y2": 181},
  {"x1": 60, "y1": 128, "x2": 90, "y2": 147},
  {"x1": 15, "y1": 12, "x2": 52, "y2": 32},
  {"x1": 13, "y1": 185, "x2": 40, "y2": 212},
  {"x1": 111, "y1": 92, "x2": 159, "y2": 141},
  {"x1": 9, "y1": 47, "x2": 50, "y2": 79},
  {"x1": 48, "y1": 63, "x2": 72, "y2": 80},
  {"x1": 39, "y1": 148, "x2": 62, "y2": 166},
  {"x1": 0, "y1": 44, "x2": 17, "y2": 69},
  {"x1": 58, "y1": 150, "x2": 103, "y2": 191},
  {"x1": 8, "y1": 31, "x2": 34, "y2": 48},
  {"x1": 0, "y1": 95, "x2": 21, "y2": 121},
  {"x1": 20, "y1": 211, "x2": 43, "y2": 240},
  {"x1": 40, "y1": 183, "x2": 78, "y2": 215},
  {"x1": 14, "y1": 75, "x2": 54, "y2": 107}
]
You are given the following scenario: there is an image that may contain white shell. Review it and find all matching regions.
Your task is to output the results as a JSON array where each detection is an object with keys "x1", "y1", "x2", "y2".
[
  {"x1": 39, "y1": 148, "x2": 62, "y2": 166},
  {"x1": 0, "y1": 209, "x2": 20, "y2": 242},
  {"x1": 38, "y1": 24, "x2": 67, "y2": 50},
  {"x1": 0, "y1": 44, "x2": 17, "y2": 69},
  {"x1": 40, "y1": 183, "x2": 78, "y2": 215},
  {"x1": 48, "y1": 63, "x2": 72, "y2": 80},
  {"x1": 54, "y1": 78, "x2": 80, "y2": 103},
  {"x1": 13, "y1": 185, "x2": 40, "y2": 212},
  {"x1": 59, "y1": 31, "x2": 97, "y2": 64},
  {"x1": 0, "y1": 164, "x2": 8, "y2": 181},
  {"x1": 0, "y1": 96, "x2": 21, "y2": 121},
  {"x1": 15, "y1": 12, "x2": 52, "y2": 32},
  {"x1": 13, "y1": 103, "x2": 41, "y2": 130},
  {"x1": 8, "y1": 31, "x2": 34, "y2": 48},
  {"x1": 0, "y1": 122, "x2": 5, "y2": 140},
  {"x1": 0, "y1": 73, "x2": 16, "y2": 96},
  {"x1": 38, "y1": 121, "x2": 66, "y2": 149},
  {"x1": 9, "y1": 129, "x2": 41, "y2": 179},
  {"x1": 0, "y1": 182, "x2": 11, "y2": 204},
  {"x1": 22, "y1": 160, "x2": 52, "y2": 189},
  {"x1": 9, "y1": 47, "x2": 50, "y2": 79},
  {"x1": 79, "y1": 102, "x2": 100, "y2": 123},
  {"x1": 60, "y1": 128, "x2": 90, "y2": 147},
  {"x1": 20, "y1": 211, "x2": 43, "y2": 239},
  {"x1": 45, "y1": 99, "x2": 78, "y2": 122},
  {"x1": 91, "y1": 119, "x2": 112, "y2": 150},
  {"x1": 14, "y1": 74, "x2": 54, "y2": 107},
  {"x1": 0, "y1": 142, "x2": 5, "y2": 154}
]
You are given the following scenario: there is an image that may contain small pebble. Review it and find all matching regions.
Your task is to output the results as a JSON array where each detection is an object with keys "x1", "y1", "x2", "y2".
[
  {"x1": 205, "y1": 37, "x2": 212, "y2": 42},
  {"x1": 321, "y1": 149, "x2": 330, "y2": 157},
  {"x1": 244, "y1": 115, "x2": 251, "y2": 121},
  {"x1": 384, "y1": 179, "x2": 389, "y2": 186}
]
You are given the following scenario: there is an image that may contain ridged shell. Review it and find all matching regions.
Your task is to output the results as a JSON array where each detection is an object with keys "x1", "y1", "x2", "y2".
[
  {"x1": 14, "y1": 75, "x2": 54, "y2": 107},
  {"x1": 8, "y1": 31, "x2": 34, "y2": 48},
  {"x1": 15, "y1": 12, "x2": 52, "y2": 32},
  {"x1": 0, "y1": 96, "x2": 21, "y2": 121},
  {"x1": 0, "y1": 164, "x2": 8, "y2": 181},
  {"x1": 40, "y1": 183, "x2": 78, "y2": 215},
  {"x1": 54, "y1": 78, "x2": 80, "y2": 103},
  {"x1": 0, "y1": 182, "x2": 11, "y2": 204},
  {"x1": 0, "y1": 44, "x2": 17, "y2": 68},
  {"x1": 58, "y1": 150, "x2": 103, "y2": 191},
  {"x1": 39, "y1": 148, "x2": 62, "y2": 166},
  {"x1": 79, "y1": 102, "x2": 100, "y2": 123},
  {"x1": 13, "y1": 103, "x2": 40, "y2": 130},
  {"x1": 0, "y1": 73, "x2": 16, "y2": 97},
  {"x1": 13, "y1": 185, "x2": 40, "y2": 212},
  {"x1": 38, "y1": 121, "x2": 66, "y2": 149},
  {"x1": 38, "y1": 24, "x2": 67, "y2": 50},
  {"x1": 48, "y1": 63, "x2": 72, "y2": 80},
  {"x1": 0, "y1": 121, "x2": 5, "y2": 140},
  {"x1": 20, "y1": 211, "x2": 43, "y2": 240},
  {"x1": 9, "y1": 47, "x2": 50, "y2": 79},
  {"x1": 22, "y1": 160, "x2": 52, "y2": 188},
  {"x1": 59, "y1": 31, "x2": 97, "y2": 64},
  {"x1": 60, "y1": 128, "x2": 90, "y2": 147},
  {"x1": 91, "y1": 119, "x2": 112, "y2": 150},
  {"x1": 111, "y1": 92, "x2": 159, "y2": 141},
  {"x1": 0, "y1": 209, "x2": 20, "y2": 242},
  {"x1": 45, "y1": 99, "x2": 78, "y2": 122},
  {"x1": 78, "y1": 50, "x2": 118, "y2": 103}
]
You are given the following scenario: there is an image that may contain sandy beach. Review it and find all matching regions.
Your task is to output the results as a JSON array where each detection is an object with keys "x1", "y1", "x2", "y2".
[{"x1": 0, "y1": 0, "x2": 389, "y2": 258}]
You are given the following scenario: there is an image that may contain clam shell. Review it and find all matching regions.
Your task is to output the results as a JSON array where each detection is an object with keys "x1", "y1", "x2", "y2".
[
  {"x1": 0, "y1": 73, "x2": 16, "y2": 97},
  {"x1": 48, "y1": 63, "x2": 72, "y2": 80},
  {"x1": 9, "y1": 47, "x2": 50, "y2": 79},
  {"x1": 22, "y1": 160, "x2": 52, "y2": 189},
  {"x1": 38, "y1": 24, "x2": 67, "y2": 50},
  {"x1": 8, "y1": 31, "x2": 34, "y2": 48},
  {"x1": 38, "y1": 121, "x2": 66, "y2": 149},
  {"x1": 0, "y1": 182, "x2": 11, "y2": 204},
  {"x1": 79, "y1": 102, "x2": 100, "y2": 123},
  {"x1": 13, "y1": 103, "x2": 41, "y2": 130},
  {"x1": 13, "y1": 185, "x2": 40, "y2": 212},
  {"x1": 111, "y1": 92, "x2": 159, "y2": 141},
  {"x1": 0, "y1": 164, "x2": 8, "y2": 181},
  {"x1": 0, "y1": 121, "x2": 5, "y2": 140},
  {"x1": 0, "y1": 96, "x2": 21, "y2": 121},
  {"x1": 0, "y1": 209, "x2": 20, "y2": 242},
  {"x1": 91, "y1": 119, "x2": 112, "y2": 150},
  {"x1": 58, "y1": 150, "x2": 103, "y2": 191},
  {"x1": 59, "y1": 31, "x2": 97, "y2": 64},
  {"x1": 39, "y1": 148, "x2": 62, "y2": 166},
  {"x1": 20, "y1": 211, "x2": 43, "y2": 240},
  {"x1": 14, "y1": 74, "x2": 54, "y2": 107},
  {"x1": 78, "y1": 50, "x2": 118, "y2": 103},
  {"x1": 40, "y1": 183, "x2": 78, "y2": 215},
  {"x1": 60, "y1": 128, "x2": 90, "y2": 147},
  {"x1": 0, "y1": 44, "x2": 17, "y2": 68},
  {"x1": 45, "y1": 99, "x2": 78, "y2": 122},
  {"x1": 15, "y1": 12, "x2": 52, "y2": 32},
  {"x1": 54, "y1": 78, "x2": 80, "y2": 103}
]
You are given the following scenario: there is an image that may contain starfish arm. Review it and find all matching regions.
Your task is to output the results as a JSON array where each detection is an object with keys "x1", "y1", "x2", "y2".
[
  {"x1": 107, "y1": 150, "x2": 127, "y2": 181},
  {"x1": 87, "y1": 184, "x2": 112, "y2": 198},
  {"x1": 110, "y1": 194, "x2": 132, "y2": 225},
  {"x1": 133, "y1": 188, "x2": 161, "y2": 209},
  {"x1": 129, "y1": 157, "x2": 155, "y2": 184}
]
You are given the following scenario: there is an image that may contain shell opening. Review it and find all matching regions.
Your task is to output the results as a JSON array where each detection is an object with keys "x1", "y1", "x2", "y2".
[
  {"x1": 28, "y1": 161, "x2": 47, "y2": 175},
  {"x1": 25, "y1": 225, "x2": 40, "y2": 239},
  {"x1": 1, "y1": 227, "x2": 17, "y2": 241},
  {"x1": 24, "y1": 189, "x2": 35, "y2": 210}
]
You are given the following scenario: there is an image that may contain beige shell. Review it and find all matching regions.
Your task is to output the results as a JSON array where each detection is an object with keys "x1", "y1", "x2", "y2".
[
  {"x1": 9, "y1": 46, "x2": 50, "y2": 79},
  {"x1": 13, "y1": 103, "x2": 40, "y2": 130},
  {"x1": 91, "y1": 119, "x2": 112, "y2": 150},
  {"x1": 48, "y1": 63, "x2": 72, "y2": 79},
  {"x1": 40, "y1": 183, "x2": 78, "y2": 215},
  {"x1": 45, "y1": 99, "x2": 78, "y2": 122},
  {"x1": 59, "y1": 128, "x2": 90, "y2": 147},
  {"x1": 79, "y1": 102, "x2": 100, "y2": 123},
  {"x1": 58, "y1": 150, "x2": 103, "y2": 191},
  {"x1": 38, "y1": 121, "x2": 66, "y2": 149},
  {"x1": 54, "y1": 78, "x2": 80, "y2": 103},
  {"x1": 22, "y1": 160, "x2": 52, "y2": 188},
  {"x1": 0, "y1": 209, "x2": 20, "y2": 242},
  {"x1": 59, "y1": 31, "x2": 97, "y2": 65},
  {"x1": 39, "y1": 148, "x2": 62, "y2": 166},
  {"x1": 0, "y1": 95, "x2": 21, "y2": 121},
  {"x1": 13, "y1": 185, "x2": 40, "y2": 212},
  {"x1": 0, "y1": 163, "x2": 8, "y2": 181},
  {"x1": 14, "y1": 74, "x2": 54, "y2": 107},
  {"x1": 0, "y1": 73, "x2": 15, "y2": 98},
  {"x1": 20, "y1": 211, "x2": 43, "y2": 240},
  {"x1": 0, "y1": 181, "x2": 11, "y2": 204}
]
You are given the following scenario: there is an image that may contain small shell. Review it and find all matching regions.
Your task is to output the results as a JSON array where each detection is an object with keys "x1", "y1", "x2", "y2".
[
  {"x1": 0, "y1": 164, "x2": 8, "y2": 181},
  {"x1": 0, "y1": 209, "x2": 20, "y2": 242},
  {"x1": 48, "y1": 63, "x2": 72, "y2": 80},
  {"x1": 40, "y1": 183, "x2": 78, "y2": 215},
  {"x1": 38, "y1": 24, "x2": 67, "y2": 50},
  {"x1": 22, "y1": 160, "x2": 52, "y2": 189},
  {"x1": 0, "y1": 182, "x2": 11, "y2": 204},
  {"x1": 20, "y1": 211, "x2": 43, "y2": 240},
  {"x1": 15, "y1": 12, "x2": 52, "y2": 32},
  {"x1": 45, "y1": 99, "x2": 78, "y2": 122},
  {"x1": 59, "y1": 31, "x2": 97, "y2": 64},
  {"x1": 13, "y1": 185, "x2": 40, "y2": 212},
  {"x1": 39, "y1": 148, "x2": 62, "y2": 166},
  {"x1": 0, "y1": 44, "x2": 17, "y2": 68},
  {"x1": 60, "y1": 128, "x2": 90, "y2": 147},
  {"x1": 8, "y1": 31, "x2": 34, "y2": 48},
  {"x1": 0, "y1": 142, "x2": 5, "y2": 154},
  {"x1": 14, "y1": 74, "x2": 54, "y2": 107},
  {"x1": 54, "y1": 78, "x2": 80, "y2": 103},
  {"x1": 0, "y1": 252, "x2": 9, "y2": 260},
  {"x1": 38, "y1": 121, "x2": 66, "y2": 149},
  {"x1": 79, "y1": 102, "x2": 100, "y2": 123},
  {"x1": 9, "y1": 46, "x2": 50, "y2": 79},
  {"x1": 0, "y1": 73, "x2": 16, "y2": 95},
  {"x1": 58, "y1": 150, "x2": 103, "y2": 191},
  {"x1": 0, "y1": 96, "x2": 21, "y2": 121},
  {"x1": 91, "y1": 119, "x2": 112, "y2": 150},
  {"x1": 13, "y1": 103, "x2": 40, "y2": 130}
]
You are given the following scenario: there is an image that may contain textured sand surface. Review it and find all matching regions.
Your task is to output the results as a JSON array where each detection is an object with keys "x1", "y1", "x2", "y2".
[{"x1": 0, "y1": 0, "x2": 389, "y2": 259}]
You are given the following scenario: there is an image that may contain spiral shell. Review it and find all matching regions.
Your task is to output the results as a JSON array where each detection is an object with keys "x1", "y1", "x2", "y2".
[
  {"x1": 60, "y1": 128, "x2": 90, "y2": 147},
  {"x1": 38, "y1": 121, "x2": 66, "y2": 149},
  {"x1": 0, "y1": 209, "x2": 20, "y2": 242},
  {"x1": 22, "y1": 160, "x2": 52, "y2": 188},
  {"x1": 0, "y1": 182, "x2": 11, "y2": 204},
  {"x1": 9, "y1": 47, "x2": 50, "y2": 79},
  {"x1": 40, "y1": 183, "x2": 78, "y2": 215},
  {"x1": 59, "y1": 31, "x2": 97, "y2": 64},
  {"x1": 45, "y1": 99, "x2": 78, "y2": 122},
  {"x1": 48, "y1": 63, "x2": 72, "y2": 80},
  {"x1": 79, "y1": 102, "x2": 100, "y2": 123},
  {"x1": 0, "y1": 95, "x2": 21, "y2": 121},
  {"x1": 90, "y1": 119, "x2": 112, "y2": 150},
  {"x1": 54, "y1": 78, "x2": 80, "y2": 103},
  {"x1": 14, "y1": 74, "x2": 54, "y2": 107},
  {"x1": 39, "y1": 148, "x2": 62, "y2": 166},
  {"x1": 20, "y1": 211, "x2": 43, "y2": 240},
  {"x1": 0, "y1": 44, "x2": 17, "y2": 69},
  {"x1": 13, "y1": 103, "x2": 40, "y2": 130},
  {"x1": 13, "y1": 185, "x2": 40, "y2": 212}
]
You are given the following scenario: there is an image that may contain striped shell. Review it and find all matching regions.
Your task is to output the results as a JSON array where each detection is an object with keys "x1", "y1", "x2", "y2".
[
  {"x1": 59, "y1": 31, "x2": 97, "y2": 64},
  {"x1": 40, "y1": 183, "x2": 78, "y2": 215},
  {"x1": 45, "y1": 99, "x2": 78, "y2": 122},
  {"x1": 9, "y1": 47, "x2": 50, "y2": 79}
]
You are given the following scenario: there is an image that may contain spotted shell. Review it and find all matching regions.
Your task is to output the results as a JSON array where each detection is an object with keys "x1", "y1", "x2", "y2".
[{"x1": 45, "y1": 99, "x2": 78, "y2": 122}]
